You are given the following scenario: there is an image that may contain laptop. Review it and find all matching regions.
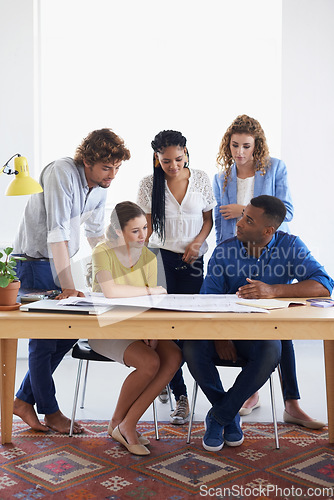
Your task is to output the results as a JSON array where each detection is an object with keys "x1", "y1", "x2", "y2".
[{"x1": 20, "y1": 298, "x2": 114, "y2": 315}]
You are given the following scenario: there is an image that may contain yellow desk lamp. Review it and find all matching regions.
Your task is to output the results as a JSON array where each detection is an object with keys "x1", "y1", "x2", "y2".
[{"x1": 0, "y1": 154, "x2": 43, "y2": 196}]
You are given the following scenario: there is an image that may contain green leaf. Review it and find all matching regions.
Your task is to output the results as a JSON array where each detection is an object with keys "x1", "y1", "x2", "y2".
[
  {"x1": 4, "y1": 247, "x2": 13, "y2": 256},
  {"x1": 0, "y1": 276, "x2": 10, "y2": 287}
]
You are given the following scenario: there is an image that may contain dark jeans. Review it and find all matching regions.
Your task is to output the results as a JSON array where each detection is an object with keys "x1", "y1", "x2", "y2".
[
  {"x1": 160, "y1": 249, "x2": 204, "y2": 294},
  {"x1": 16, "y1": 339, "x2": 77, "y2": 414},
  {"x1": 183, "y1": 339, "x2": 281, "y2": 426},
  {"x1": 15, "y1": 260, "x2": 77, "y2": 414},
  {"x1": 160, "y1": 249, "x2": 204, "y2": 400},
  {"x1": 280, "y1": 340, "x2": 300, "y2": 400},
  {"x1": 15, "y1": 259, "x2": 59, "y2": 290},
  {"x1": 155, "y1": 251, "x2": 300, "y2": 404}
]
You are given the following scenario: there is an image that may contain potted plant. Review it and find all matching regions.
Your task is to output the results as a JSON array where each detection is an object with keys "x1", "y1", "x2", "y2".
[{"x1": 0, "y1": 247, "x2": 25, "y2": 307}]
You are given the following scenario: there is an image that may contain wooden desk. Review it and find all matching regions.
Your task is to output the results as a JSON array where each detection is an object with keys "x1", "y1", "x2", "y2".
[{"x1": 1, "y1": 302, "x2": 334, "y2": 445}]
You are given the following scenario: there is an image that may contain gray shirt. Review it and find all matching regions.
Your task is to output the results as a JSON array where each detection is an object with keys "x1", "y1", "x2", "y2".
[{"x1": 13, "y1": 157, "x2": 107, "y2": 258}]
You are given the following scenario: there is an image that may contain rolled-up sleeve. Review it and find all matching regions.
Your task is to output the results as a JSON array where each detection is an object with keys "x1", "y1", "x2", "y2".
[
  {"x1": 290, "y1": 237, "x2": 334, "y2": 294},
  {"x1": 44, "y1": 166, "x2": 74, "y2": 244}
]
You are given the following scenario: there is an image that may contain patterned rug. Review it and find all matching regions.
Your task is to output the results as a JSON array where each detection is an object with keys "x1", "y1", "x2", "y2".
[{"x1": 0, "y1": 421, "x2": 333, "y2": 499}]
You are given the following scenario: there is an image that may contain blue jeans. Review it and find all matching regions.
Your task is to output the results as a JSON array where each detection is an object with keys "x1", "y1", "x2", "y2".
[
  {"x1": 183, "y1": 339, "x2": 281, "y2": 426},
  {"x1": 280, "y1": 340, "x2": 300, "y2": 400},
  {"x1": 15, "y1": 260, "x2": 77, "y2": 414},
  {"x1": 15, "y1": 259, "x2": 60, "y2": 290},
  {"x1": 16, "y1": 339, "x2": 77, "y2": 414},
  {"x1": 160, "y1": 249, "x2": 204, "y2": 295},
  {"x1": 160, "y1": 249, "x2": 204, "y2": 400}
]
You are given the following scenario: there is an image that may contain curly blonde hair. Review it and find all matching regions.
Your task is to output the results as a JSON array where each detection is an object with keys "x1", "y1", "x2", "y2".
[{"x1": 216, "y1": 115, "x2": 270, "y2": 192}]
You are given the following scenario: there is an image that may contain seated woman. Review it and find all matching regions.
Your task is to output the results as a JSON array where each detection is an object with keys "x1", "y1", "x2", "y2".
[{"x1": 88, "y1": 201, "x2": 182, "y2": 455}]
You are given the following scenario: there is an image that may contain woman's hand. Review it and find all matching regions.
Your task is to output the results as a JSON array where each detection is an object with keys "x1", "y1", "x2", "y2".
[
  {"x1": 143, "y1": 339, "x2": 158, "y2": 349},
  {"x1": 219, "y1": 204, "x2": 244, "y2": 220},
  {"x1": 182, "y1": 240, "x2": 201, "y2": 264},
  {"x1": 149, "y1": 286, "x2": 167, "y2": 295}
]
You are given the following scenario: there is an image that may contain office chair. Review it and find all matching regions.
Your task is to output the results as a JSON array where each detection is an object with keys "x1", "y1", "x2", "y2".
[
  {"x1": 70, "y1": 340, "x2": 163, "y2": 439},
  {"x1": 186, "y1": 359, "x2": 280, "y2": 449}
]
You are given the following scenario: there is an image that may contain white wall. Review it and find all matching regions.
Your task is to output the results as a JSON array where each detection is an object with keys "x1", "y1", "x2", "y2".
[
  {"x1": 36, "y1": 0, "x2": 283, "y2": 279},
  {"x1": 38, "y1": 0, "x2": 282, "y2": 210},
  {"x1": 0, "y1": 0, "x2": 37, "y2": 247},
  {"x1": 282, "y1": 0, "x2": 334, "y2": 277}
]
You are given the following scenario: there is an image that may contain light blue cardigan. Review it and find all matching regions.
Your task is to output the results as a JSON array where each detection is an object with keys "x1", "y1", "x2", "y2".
[{"x1": 213, "y1": 157, "x2": 294, "y2": 245}]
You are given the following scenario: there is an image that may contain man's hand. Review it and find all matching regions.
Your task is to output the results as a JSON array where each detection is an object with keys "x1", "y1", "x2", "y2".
[
  {"x1": 214, "y1": 340, "x2": 237, "y2": 362},
  {"x1": 55, "y1": 289, "x2": 85, "y2": 299},
  {"x1": 237, "y1": 278, "x2": 275, "y2": 299}
]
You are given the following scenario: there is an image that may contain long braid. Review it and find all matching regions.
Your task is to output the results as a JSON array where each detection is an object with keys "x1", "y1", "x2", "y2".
[{"x1": 151, "y1": 130, "x2": 187, "y2": 241}]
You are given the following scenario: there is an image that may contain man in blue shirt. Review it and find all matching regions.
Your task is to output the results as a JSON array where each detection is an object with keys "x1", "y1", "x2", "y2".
[{"x1": 183, "y1": 195, "x2": 333, "y2": 452}]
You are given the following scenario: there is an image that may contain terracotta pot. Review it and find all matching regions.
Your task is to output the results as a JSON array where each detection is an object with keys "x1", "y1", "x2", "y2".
[{"x1": 0, "y1": 280, "x2": 20, "y2": 306}]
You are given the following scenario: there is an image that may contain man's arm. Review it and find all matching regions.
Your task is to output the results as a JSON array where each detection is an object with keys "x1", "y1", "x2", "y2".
[
  {"x1": 50, "y1": 241, "x2": 84, "y2": 298},
  {"x1": 237, "y1": 278, "x2": 330, "y2": 299},
  {"x1": 87, "y1": 235, "x2": 105, "y2": 249},
  {"x1": 238, "y1": 235, "x2": 333, "y2": 299},
  {"x1": 200, "y1": 246, "x2": 227, "y2": 295}
]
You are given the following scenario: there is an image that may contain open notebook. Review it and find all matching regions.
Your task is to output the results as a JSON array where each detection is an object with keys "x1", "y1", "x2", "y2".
[{"x1": 20, "y1": 298, "x2": 114, "y2": 315}]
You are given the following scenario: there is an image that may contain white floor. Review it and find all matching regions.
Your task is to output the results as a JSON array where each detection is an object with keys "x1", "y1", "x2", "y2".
[{"x1": 14, "y1": 340, "x2": 327, "y2": 425}]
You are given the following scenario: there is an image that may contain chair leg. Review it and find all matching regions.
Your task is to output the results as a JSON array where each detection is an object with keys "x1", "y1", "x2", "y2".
[
  {"x1": 80, "y1": 360, "x2": 90, "y2": 409},
  {"x1": 152, "y1": 399, "x2": 159, "y2": 440},
  {"x1": 70, "y1": 359, "x2": 83, "y2": 437},
  {"x1": 277, "y1": 363, "x2": 284, "y2": 401},
  {"x1": 167, "y1": 384, "x2": 174, "y2": 412},
  {"x1": 186, "y1": 381, "x2": 199, "y2": 444},
  {"x1": 269, "y1": 372, "x2": 280, "y2": 449}
]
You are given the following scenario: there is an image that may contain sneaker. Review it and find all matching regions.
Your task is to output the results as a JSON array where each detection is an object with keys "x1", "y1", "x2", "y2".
[
  {"x1": 170, "y1": 395, "x2": 189, "y2": 425},
  {"x1": 203, "y1": 411, "x2": 224, "y2": 452},
  {"x1": 158, "y1": 387, "x2": 169, "y2": 404},
  {"x1": 224, "y1": 413, "x2": 244, "y2": 447}
]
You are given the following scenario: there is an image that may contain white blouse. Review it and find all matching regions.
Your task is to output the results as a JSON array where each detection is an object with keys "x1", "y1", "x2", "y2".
[
  {"x1": 237, "y1": 176, "x2": 255, "y2": 206},
  {"x1": 137, "y1": 168, "x2": 215, "y2": 255},
  {"x1": 235, "y1": 176, "x2": 255, "y2": 235}
]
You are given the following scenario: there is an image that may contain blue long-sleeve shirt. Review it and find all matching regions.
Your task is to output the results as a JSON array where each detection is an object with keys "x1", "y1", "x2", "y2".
[
  {"x1": 201, "y1": 231, "x2": 334, "y2": 295},
  {"x1": 213, "y1": 158, "x2": 294, "y2": 245}
]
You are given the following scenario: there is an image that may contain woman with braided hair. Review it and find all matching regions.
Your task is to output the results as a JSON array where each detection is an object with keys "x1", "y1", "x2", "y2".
[{"x1": 137, "y1": 130, "x2": 215, "y2": 425}]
